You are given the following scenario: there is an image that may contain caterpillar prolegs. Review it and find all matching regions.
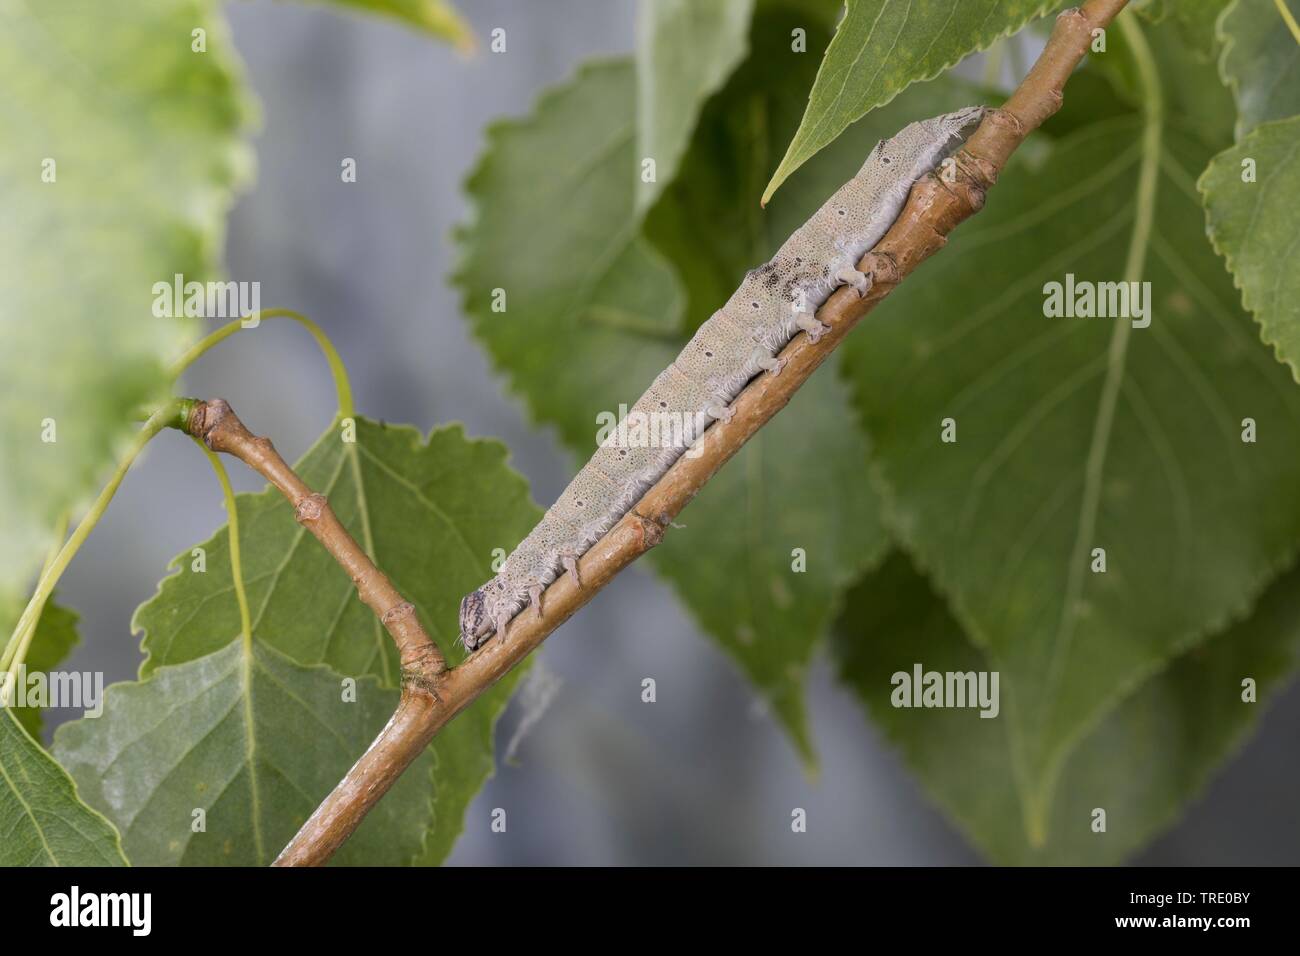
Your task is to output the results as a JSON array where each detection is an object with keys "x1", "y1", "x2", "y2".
[{"x1": 458, "y1": 105, "x2": 986, "y2": 650}]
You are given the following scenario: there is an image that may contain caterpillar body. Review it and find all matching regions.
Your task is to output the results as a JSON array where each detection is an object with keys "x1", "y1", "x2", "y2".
[{"x1": 459, "y1": 105, "x2": 986, "y2": 650}]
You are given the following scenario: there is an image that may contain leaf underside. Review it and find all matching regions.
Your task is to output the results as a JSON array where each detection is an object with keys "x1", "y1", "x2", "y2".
[
  {"x1": 834, "y1": 552, "x2": 1300, "y2": 864},
  {"x1": 0, "y1": 709, "x2": 127, "y2": 867}
]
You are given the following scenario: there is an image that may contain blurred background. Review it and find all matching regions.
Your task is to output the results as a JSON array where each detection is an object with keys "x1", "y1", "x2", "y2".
[{"x1": 50, "y1": 0, "x2": 1300, "y2": 864}]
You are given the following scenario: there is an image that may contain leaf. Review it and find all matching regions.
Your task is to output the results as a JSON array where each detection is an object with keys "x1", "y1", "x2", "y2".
[
  {"x1": 761, "y1": 0, "x2": 1057, "y2": 205},
  {"x1": 841, "y1": 106, "x2": 1300, "y2": 839},
  {"x1": 54, "y1": 641, "x2": 434, "y2": 866},
  {"x1": 1088, "y1": 9, "x2": 1238, "y2": 148},
  {"x1": 458, "y1": 47, "x2": 888, "y2": 761},
  {"x1": 0, "y1": 709, "x2": 126, "y2": 866},
  {"x1": 0, "y1": 597, "x2": 81, "y2": 742},
  {"x1": 1134, "y1": 0, "x2": 1231, "y2": 59},
  {"x1": 307, "y1": 0, "x2": 474, "y2": 50},
  {"x1": 1200, "y1": 117, "x2": 1300, "y2": 383},
  {"x1": 635, "y1": 0, "x2": 755, "y2": 212},
  {"x1": 0, "y1": 0, "x2": 253, "y2": 601},
  {"x1": 1217, "y1": 0, "x2": 1300, "y2": 137},
  {"x1": 833, "y1": 553, "x2": 1300, "y2": 864},
  {"x1": 133, "y1": 416, "x2": 540, "y2": 863}
]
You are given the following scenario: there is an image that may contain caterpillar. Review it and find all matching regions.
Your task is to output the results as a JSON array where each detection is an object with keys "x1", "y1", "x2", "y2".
[{"x1": 459, "y1": 105, "x2": 986, "y2": 650}]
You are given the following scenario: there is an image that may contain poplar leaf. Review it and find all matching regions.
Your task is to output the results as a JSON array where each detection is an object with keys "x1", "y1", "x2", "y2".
[
  {"x1": 635, "y1": 0, "x2": 755, "y2": 212},
  {"x1": 0, "y1": 709, "x2": 126, "y2": 866},
  {"x1": 1134, "y1": 0, "x2": 1231, "y2": 60},
  {"x1": 1200, "y1": 117, "x2": 1300, "y2": 384},
  {"x1": 54, "y1": 641, "x2": 435, "y2": 866},
  {"x1": 0, "y1": 0, "x2": 252, "y2": 606},
  {"x1": 834, "y1": 553, "x2": 1300, "y2": 864},
  {"x1": 761, "y1": 0, "x2": 1057, "y2": 205},
  {"x1": 840, "y1": 113, "x2": 1300, "y2": 839},
  {"x1": 1217, "y1": 0, "x2": 1300, "y2": 137}
]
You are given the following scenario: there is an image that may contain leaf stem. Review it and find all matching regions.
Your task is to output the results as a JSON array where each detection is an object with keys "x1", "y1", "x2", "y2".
[
  {"x1": 192, "y1": 440, "x2": 252, "y2": 649},
  {"x1": 169, "y1": 309, "x2": 355, "y2": 421},
  {"x1": 1275, "y1": 0, "x2": 1300, "y2": 46},
  {"x1": 192, "y1": 435, "x2": 266, "y2": 862},
  {"x1": 1025, "y1": 7, "x2": 1162, "y2": 847},
  {"x1": 0, "y1": 512, "x2": 70, "y2": 685},
  {"x1": 0, "y1": 401, "x2": 190, "y2": 704}
]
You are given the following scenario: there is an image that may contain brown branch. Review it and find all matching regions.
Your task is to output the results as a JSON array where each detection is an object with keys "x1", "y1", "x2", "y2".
[
  {"x1": 268, "y1": 0, "x2": 1130, "y2": 866},
  {"x1": 184, "y1": 399, "x2": 445, "y2": 675}
]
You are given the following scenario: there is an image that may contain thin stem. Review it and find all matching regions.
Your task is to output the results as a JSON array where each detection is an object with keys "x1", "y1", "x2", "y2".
[
  {"x1": 1275, "y1": 0, "x2": 1300, "y2": 46},
  {"x1": 0, "y1": 512, "x2": 70, "y2": 682},
  {"x1": 193, "y1": 439, "x2": 253, "y2": 647},
  {"x1": 169, "y1": 309, "x2": 355, "y2": 420},
  {"x1": 0, "y1": 401, "x2": 190, "y2": 704},
  {"x1": 1026, "y1": 7, "x2": 1162, "y2": 846},
  {"x1": 1117, "y1": 13, "x2": 1163, "y2": 285}
]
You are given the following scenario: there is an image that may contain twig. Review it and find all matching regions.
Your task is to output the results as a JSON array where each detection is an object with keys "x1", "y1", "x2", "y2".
[
  {"x1": 183, "y1": 399, "x2": 445, "y2": 675},
  {"x1": 271, "y1": 0, "x2": 1130, "y2": 866}
]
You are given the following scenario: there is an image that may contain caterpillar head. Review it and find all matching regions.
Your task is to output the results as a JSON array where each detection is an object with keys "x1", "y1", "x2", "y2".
[
  {"x1": 926, "y1": 105, "x2": 987, "y2": 144},
  {"x1": 458, "y1": 588, "x2": 492, "y2": 650},
  {"x1": 882, "y1": 106, "x2": 987, "y2": 179}
]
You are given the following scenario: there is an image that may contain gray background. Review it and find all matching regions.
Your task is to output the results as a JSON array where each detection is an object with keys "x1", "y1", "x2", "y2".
[{"x1": 52, "y1": 0, "x2": 1299, "y2": 864}]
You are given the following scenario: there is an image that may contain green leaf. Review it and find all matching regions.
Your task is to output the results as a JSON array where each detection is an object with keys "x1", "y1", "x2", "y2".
[
  {"x1": 1200, "y1": 117, "x2": 1300, "y2": 383},
  {"x1": 1217, "y1": 0, "x2": 1300, "y2": 137},
  {"x1": 1089, "y1": 10, "x2": 1238, "y2": 149},
  {"x1": 0, "y1": 709, "x2": 127, "y2": 866},
  {"x1": 53, "y1": 641, "x2": 434, "y2": 866},
  {"x1": 833, "y1": 553, "x2": 1300, "y2": 863},
  {"x1": 458, "y1": 49, "x2": 888, "y2": 762},
  {"x1": 0, "y1": 598, "x2": 81, "y2": 741},
  {"x1": 841, "y1": 109, "x2": 1300, "y2": 840},
  {"x1": 761, "y1": 0, "x2": 1056, "y2": 205},
  {"x1": 1134, "y1": 0, "x2": 1231, "y2": 59},
  {"x1": 307, "y1": 0, "x2": 474, "y2": 50},
  {"x1": 133, "y1": 416, "x2": 540, "y2": 863},
  {"x1": 635, "y1": 0, "x2": 755, "y2": 212},
  {"x1": 0, "y1": 0, "x2": 253, "y2": 601}
]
